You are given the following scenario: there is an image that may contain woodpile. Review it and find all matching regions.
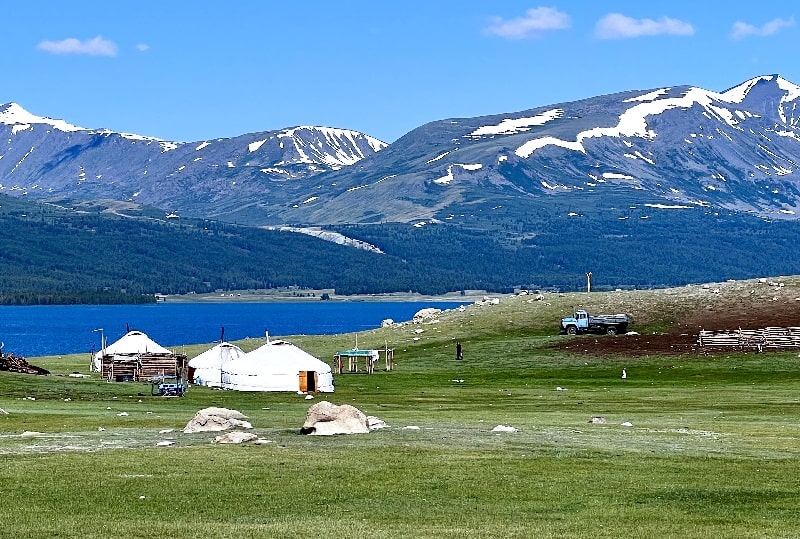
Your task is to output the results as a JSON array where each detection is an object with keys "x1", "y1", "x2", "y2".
[
  {"x1": 0, "y1": 352, "x2": 50, "y2": 375},
  {"x1": 698, "y1": 327, "x2": 800, "y2": 351}
]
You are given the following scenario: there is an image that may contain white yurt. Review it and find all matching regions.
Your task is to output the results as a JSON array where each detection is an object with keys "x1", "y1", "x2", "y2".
[
  {"x1": 221, "y1": 340, "x2": 334, "y2": 393},
  {"x1": 91, "y1": 330, "x2": 173, "y2": 371},
  {"x1": 188, "y1": 342, "x2": 246, "y2": 388}
]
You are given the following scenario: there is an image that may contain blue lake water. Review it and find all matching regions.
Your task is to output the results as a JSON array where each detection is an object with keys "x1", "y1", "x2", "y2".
[{"x1": 0, "y1": 301, "x2": 468, "y2": 357}]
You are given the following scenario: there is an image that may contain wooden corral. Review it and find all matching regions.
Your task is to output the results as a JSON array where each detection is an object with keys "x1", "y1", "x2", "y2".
[
  {"x1": 698, "y1": 327, "x2": 800, "y2": 351},
  {"x1": 334, "y1": 347, "x2": 394, "y2": 374},
  {"x1": 101, "y1": 354, "x2": 187, "y2": 382}
]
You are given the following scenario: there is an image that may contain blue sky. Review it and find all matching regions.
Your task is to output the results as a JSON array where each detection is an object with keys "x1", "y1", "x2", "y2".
[{"x1": 2, "y1": 1, "x2": 797, "y2": 143}]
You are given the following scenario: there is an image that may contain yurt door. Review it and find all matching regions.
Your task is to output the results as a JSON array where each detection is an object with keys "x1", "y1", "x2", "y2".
[{"x1": 299, "y1": 371, "x2": 317, "y2": 393}]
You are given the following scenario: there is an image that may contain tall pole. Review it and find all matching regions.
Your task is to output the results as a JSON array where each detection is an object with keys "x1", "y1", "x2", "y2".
[
  {"x1": 92, "y1": 328, "x2": 105, "y2": 372},
  {"x1": 586, "y1": 272, "x2": 593, "y2": 293}
]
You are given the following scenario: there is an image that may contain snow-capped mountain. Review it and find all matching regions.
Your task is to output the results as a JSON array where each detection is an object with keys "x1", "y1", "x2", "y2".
[
  {"x1": 0, "y1": 102, "x2": 386, "y2": 218},
  {"x1": 279, "y1": 74, "x2": 800, "y2": 225},
  {"x1": 3, "y1": 74, "x2": 800, "y2": 226}
]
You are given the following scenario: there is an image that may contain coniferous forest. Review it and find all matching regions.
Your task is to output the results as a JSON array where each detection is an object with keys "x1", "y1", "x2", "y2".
[{"x1": 2, "y1": 193, "x2": 800, "y2": 304}]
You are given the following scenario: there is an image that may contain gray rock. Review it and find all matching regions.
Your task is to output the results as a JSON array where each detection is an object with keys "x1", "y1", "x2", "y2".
[{"x1": 184, "y1": 407, "x2": 253, "y2": 433}]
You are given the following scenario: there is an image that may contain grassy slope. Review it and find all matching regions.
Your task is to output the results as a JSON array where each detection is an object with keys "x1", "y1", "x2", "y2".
[{"x1": 2, "y1": 280, "x2": 800, "y2": 538}]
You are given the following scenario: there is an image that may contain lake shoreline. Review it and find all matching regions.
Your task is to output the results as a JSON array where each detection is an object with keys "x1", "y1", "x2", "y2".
[{"x1": 162, "y1": 290, "x2": 501, "y2": 303}]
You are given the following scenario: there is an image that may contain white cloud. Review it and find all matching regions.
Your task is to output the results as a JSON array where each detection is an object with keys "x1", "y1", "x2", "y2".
[
  {"x1": 136, "y1": 43, "x2": 150, "y2": 52},
  {"x1": 730, "y1": 17, "x2": 794, "y2": 40},
  {"x1": 37, "y1": 36, "x2": 118, "y2": 56},
  {"x1": 485, "y1": 7, "x2": 571, "y2": 39},
  {"x1": 595, "y1": 13, "x2": 694, "y2": 39}
]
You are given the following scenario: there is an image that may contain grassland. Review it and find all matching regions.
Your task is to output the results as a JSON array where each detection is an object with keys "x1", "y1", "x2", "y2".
[{"x1": 2, "y1": 279, "x2": 800, "y2": 538}]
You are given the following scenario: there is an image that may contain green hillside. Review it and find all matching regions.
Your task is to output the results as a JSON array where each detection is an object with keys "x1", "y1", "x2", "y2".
[
  {"x1": 4, "y1": 193, "x2": 800, "y2": 304},
  {"x1": 2, "y1": 281, "x2": 800, "y2": 538}
]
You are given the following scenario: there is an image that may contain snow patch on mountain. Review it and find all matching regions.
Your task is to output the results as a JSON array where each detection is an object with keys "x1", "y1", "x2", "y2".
[
  {"x1": 434, "y1": 163, "x2": 483, "y2": 185},
  {"x1": 467, "y1": 109, "x2": 563, "y2": 138},
  {"x1": 91, "y1": 129, "x2": 181, "y2": 152},
  {"x1": 624, "y1": 88, "x2": 670, "y2": 102},
  {"x1": 514, "y1": 79, "x2": 800, "y2": 158},
  {"x1": 645, "y1": 203, "x2": 693, "y2": 209},
  {"x1": 516, "y1": 136, "x2": 585, "y2": 157},
  {"x1": 603, "y1": 172, "x2": 636, "y2": 181},
  {"x1": 624, "y1": 151, "x2": 656, "y2": 164},
  {"x1": 0, "y1": 102, "x2": 84, "y2": 132},
  {"x1": 275, "y1": 127, "x2": 386, "y2": 169},
  {"x1": 427, "y1": 150, "x2": 452, "y2": 164},
  {"x1": 264, "y1": 226, "x2": 384, "y2": 254},
  {"x1": 248, "y1": 139, "x2": 267, "y2": 153}
]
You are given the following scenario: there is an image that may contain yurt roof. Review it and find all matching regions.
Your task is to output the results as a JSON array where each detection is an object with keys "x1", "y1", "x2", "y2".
[
  {"x1": 224, "y1": 340, "x2": 331, "y2": 375},
  {"x1": 94, "y1": 330, "x2": 172, "y2": 360},
  {"x1": 188, "y1": 342, "x2": 245, "y2": 369}
]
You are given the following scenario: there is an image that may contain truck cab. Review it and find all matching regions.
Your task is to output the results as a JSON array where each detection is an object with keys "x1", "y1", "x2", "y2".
[{"x1": 560, "y1": 310, "x2": 590, "y2": 335}]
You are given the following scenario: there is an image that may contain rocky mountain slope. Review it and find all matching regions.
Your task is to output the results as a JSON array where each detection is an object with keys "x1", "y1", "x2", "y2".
[
  {"x1": 0, "y1": 103, "x2": 385, "y2": 220},
  {"x1": 2, "y1": 74, "x2": 800, "y2": 229},
  {"x1": 285, "y1": 74, "x2": 800, "y2": 226}
]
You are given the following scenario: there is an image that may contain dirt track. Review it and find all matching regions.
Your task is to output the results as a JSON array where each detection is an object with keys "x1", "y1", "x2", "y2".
[{"x1": 552, "y1": 279, "x2": 800, "y2": 357}]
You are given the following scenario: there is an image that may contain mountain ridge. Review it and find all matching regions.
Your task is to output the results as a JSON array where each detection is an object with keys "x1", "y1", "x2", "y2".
[
  {"x1": 290, "y1": 74, "x2": 800, "y2": 225},
  {"x1": 2, "y1": 74, "x2": 800, "y2": 228}
]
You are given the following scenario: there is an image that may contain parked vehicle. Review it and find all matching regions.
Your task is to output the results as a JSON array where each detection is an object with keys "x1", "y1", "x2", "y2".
[
  {"x1": 560, "y1": 310, "x2": 630, "y2": 335},
  {"x1": 150, "y1": 375, "x2": 187, "y2": 397}
]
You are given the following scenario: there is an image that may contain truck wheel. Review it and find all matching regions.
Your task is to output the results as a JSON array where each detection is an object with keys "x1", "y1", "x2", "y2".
[
  {"x1": 566, "y1": 326, "x2": 577, "y2": 335},
  {"x1": 606, "y1": 326, "x2": 617, "y2": 336}
]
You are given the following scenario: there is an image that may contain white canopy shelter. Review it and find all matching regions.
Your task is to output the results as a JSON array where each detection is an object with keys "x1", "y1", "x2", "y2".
[
  {"x1": 221, "y1": 340, "x2": 334, "y2": 393},
  {"x1": 188, "y1": 342, "x2": 246, "y2": 388},
  {"x1": 91, "y1": 330, "x2": 172, "y2": 371}
]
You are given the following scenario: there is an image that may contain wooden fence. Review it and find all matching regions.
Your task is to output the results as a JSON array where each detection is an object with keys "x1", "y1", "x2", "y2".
[{"x1": 698, "y1": 327, "x2": 800, "y2": 351}]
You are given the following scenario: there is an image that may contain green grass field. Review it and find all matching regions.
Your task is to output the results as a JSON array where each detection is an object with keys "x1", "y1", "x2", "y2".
[{"x1": 2, "y1": 287, "x2": 800, "y2": 538}]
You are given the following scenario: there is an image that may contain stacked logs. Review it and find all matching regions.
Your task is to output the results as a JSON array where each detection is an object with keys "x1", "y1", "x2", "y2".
[{"x1": 0, "y1": 352, "x2": 50, "y2": 375}]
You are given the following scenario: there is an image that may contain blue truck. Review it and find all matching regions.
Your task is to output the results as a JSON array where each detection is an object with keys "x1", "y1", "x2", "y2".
[
  {"x1": 150, "y1": 376, "x2": 187, "y2": 397},
  {"x1": 560, "y1": 310, "x2": 630, "y2": 335}
]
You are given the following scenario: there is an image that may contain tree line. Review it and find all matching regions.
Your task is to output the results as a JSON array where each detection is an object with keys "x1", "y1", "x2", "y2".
[{"x1": 2, "y1": 196, "x2": 800, "y2": 304}]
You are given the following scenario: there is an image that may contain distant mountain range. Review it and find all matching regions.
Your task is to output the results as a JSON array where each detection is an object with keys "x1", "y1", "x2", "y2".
[
  {"x1": 3, "y1": 74, "x2": 800, "y2": 227},
  {"x1": 4, "y1": 74, "x2": 800, "y2": 300},
  {"x1": 0, "y1": 103, "x2": 386, "y2": 222}
]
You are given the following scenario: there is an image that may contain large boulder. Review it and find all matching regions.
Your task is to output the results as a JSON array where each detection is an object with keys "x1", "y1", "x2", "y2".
[
  {"x1": 300, "y1": 401, "x2": 372, "y2": 435},
  {"x1": 412, "y1": 308, "x2": 441, "y2": 323},
  {"x1": 183, "y1": 407, "x2": 252, "y2": 433}
]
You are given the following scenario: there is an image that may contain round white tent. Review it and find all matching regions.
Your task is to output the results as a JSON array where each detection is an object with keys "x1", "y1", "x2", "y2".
[
  {"x1": 188, "y1": 342, "x2": 246, "y2": 388},
  {"x1": 91, "y1": 330, "x2": 173, "y2": 371},
  {"x1": 221, "y1": 340, "x2": 334, "y2": 393}
]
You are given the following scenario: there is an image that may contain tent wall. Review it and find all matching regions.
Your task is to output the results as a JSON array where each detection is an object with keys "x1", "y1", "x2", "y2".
[
  {"x1": 221, "y1": 363, "x2": 334, "y2": 393},
  {"x1": 188, "y1": 343, "x2": 245, "y2": 388}
]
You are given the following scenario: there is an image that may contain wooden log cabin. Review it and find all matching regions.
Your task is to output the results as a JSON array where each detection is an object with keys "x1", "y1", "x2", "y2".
[{"x1": 101, "y1": 353, "x2": 188, "y2": 382}]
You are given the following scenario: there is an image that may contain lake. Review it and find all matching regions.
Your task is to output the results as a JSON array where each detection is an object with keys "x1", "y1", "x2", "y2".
[{"x1": 0, "y1": 301, "x2": 468, "y2": 358}]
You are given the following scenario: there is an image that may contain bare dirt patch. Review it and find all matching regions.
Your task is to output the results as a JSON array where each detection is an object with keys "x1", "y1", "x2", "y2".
[{"x1": 552, "y1": 279, "x2": 800, "y2": 357}]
